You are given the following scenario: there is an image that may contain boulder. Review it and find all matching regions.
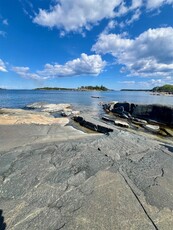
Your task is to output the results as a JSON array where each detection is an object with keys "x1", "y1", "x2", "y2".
[{"x1": 132, "y1": 104, "x2": 173, "y2": 127}]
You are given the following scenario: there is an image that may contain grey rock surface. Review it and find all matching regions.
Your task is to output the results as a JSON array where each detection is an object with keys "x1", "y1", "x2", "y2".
[{"x1": 0, "y1": 124, "x2": 173, "y2": 229}]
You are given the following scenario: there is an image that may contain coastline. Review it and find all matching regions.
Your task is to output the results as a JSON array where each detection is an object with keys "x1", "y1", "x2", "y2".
[{"x1": 0, "y1": 105, "x2": 173, "y2": 229}]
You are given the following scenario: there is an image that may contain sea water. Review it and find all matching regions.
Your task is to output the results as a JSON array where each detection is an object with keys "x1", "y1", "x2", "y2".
[{"x1": 0, "y1": 90, "x2": 172, "y2": 116}]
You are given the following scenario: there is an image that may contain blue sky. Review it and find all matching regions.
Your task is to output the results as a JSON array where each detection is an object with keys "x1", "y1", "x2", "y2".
[{"x1": 0, "y1": 0, "x2": 173, "y2": 90}]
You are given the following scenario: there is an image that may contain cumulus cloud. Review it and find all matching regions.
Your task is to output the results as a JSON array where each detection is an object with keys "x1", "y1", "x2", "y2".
[
  {"x1": 32, "y1": 0, "x2": 173, "y2": 34},
  {"x1": 12, "y1": 53, "x2": 106, "y2": 79},
  {"x1": 0, "y1": 59, "x2": 7, "y2": 72},
  {"x1": 92, "y1": 27, "x2": 173, "y2": 78},
  {"x1": 33, "y1": 0, "x2": 122, "y2": 33}
]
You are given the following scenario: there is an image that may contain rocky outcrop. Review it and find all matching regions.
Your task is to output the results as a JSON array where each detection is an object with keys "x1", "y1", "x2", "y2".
[
  {"x1": 0, "y1": 108, "x2": 69, "y2": 126},
  {"x1": 73, "y1": 116, "x2": 113, "y2": 134},
  {"x1": 132, "y1": 104, "x2": 173, "y2": 127},
  {"x1": 26, "y1": 102, "x2": 71, "y2": 112},
  {"x1": 103, "y1": 102, "x2": 173, "y2": 127}
]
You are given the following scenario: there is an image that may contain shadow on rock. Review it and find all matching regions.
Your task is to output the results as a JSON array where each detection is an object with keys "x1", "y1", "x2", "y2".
[{"x1": 0, "y1": 210, "x2": 6, "y2": 230}]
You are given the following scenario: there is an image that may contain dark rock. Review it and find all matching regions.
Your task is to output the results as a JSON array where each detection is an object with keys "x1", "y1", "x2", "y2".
[
  {"x1": 113, "y1": 102, "x2": 130, "y2": 113},
  {"x1": 132, "y1": 104, "x2": 173, "y2": 127},
  {"x1": 97, "y1": 125, "x2": 113, "y2": 134},
  {"x1": 112, "y1": 106, "x2": 124, "y2": 114},
  {"x1": 73, "y1": 116, "x2": 84, "y2": 123},
  {"x1": 82, "y1": 121, "x2": 97, "y2": 131},
  {"x1": 102, "y1": 104, "x2": 111, "y2": 111}
]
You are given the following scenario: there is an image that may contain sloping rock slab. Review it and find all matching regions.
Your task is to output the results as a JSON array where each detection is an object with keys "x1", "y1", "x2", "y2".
[{"x1": 68, "y1": 171, "x2": 155, "y2": 230}]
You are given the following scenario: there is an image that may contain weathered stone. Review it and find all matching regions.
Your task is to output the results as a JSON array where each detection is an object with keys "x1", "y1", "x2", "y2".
[
  {"x1": 61, "y1": 109, "x2": 72, "y2": 117},
  {"x1": 0, "y1": 108, "x2": 69, "y2": 126},
  {"x1": 143, "y1": 124, "x2": 160, "y2": 133},
  {"x1": 0, "y1": 113, "x2": 173, "y2": 229},
  {"x1": 131, "y1": 117, "x2": 147, "y2": 125},
  {"x1": 68, "y1": 171, "x2": 155, "y2": 230},
  {"x1": 132, "y1": 104, "x2": 173, "y2": 127},
  {"x1": 114, "y1": 119, "x2": 130, "y2": 128},
  {"x1": 26, "y1": 102, "x2": 71, "y2": 112}
]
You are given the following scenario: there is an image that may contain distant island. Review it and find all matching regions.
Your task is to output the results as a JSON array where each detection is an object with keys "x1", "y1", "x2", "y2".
[
  {"x1": 77, "y1": 85, "x2": 108, "y2": 91},
  {"x1": 35, "y1": 85, "x2": 109, "y2": 91},
  {"x1": 152, "y1": 84, "x2": 173, "y2": 93},
  {"x1": 35, "y1": 87, "x2": 75, "y2": 91},
  {"x1": 121, "y1": 84, "x2": 173, "y2": 94},
  {"x1": 121, "y1": 89, "x2": 151, "y2": 92}
]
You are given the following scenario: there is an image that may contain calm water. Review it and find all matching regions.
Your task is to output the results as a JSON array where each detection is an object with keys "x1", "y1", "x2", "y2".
[{"x1": 0, "y1": 90, "x2": 173, "y2": 116}]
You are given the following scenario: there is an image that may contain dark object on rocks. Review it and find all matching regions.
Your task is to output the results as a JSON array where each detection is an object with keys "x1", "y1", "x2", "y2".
[
  {"x1": 81, "y1": 121, "x2": 97, "y2": 131},
  {"x1": 73, "y1": 116, "x2": 84, "y2": 124},
  {"x1": 73, "y1": 116, "x2": 113, "y2": 135},
  {"x1": 97, "y1": 125, "x2": 113, "y2": 135},
  {"x1": 0, "y1": 210, "x2": 6, "y2": 230}
]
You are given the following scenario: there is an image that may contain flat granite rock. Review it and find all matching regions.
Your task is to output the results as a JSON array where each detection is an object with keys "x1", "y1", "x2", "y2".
[
  {"x1": 0, "y1": 123, "x2": 173, "y2": 229},
  {"x1": 0, "y1": 108, "x2": 69, "y2": 126},
  {"x1": 68, "y1": 171, "x2": 155, "y2": 230}
]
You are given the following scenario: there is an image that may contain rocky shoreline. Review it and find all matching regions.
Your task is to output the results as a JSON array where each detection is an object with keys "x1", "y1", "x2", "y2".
[{"x1": 0, "y1": 102, "x2": 173, "y2": 229}]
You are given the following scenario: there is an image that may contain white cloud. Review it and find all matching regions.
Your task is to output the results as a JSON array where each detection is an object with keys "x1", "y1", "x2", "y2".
[
  {"x1": 32, "y1": 0, "x2": 173, "y2": 34},
  {"x1": 33, "y1": 0, "x2": 123, "y2": 33},
  {"x1": 146, "y1": 0, "x2": 173, "y2": 10},
  {"x1": 92, "y1": 27, "x2": 173, "y2": 78},
  {"x1": 125, "y1": 9, "x2": 141, "y2": 25},
  {"x1": 130, "y1": 0, "x2": 143, "y2": 10},
  {"x1": 12, "y1": 66, "x2": 42, "y2": 80},
  {"x1": 0, "y1": 59, "x2": 7, "y2": 72},
  {"x1": 12, "y1": 53, "x2": 106, "y2": 79}
]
